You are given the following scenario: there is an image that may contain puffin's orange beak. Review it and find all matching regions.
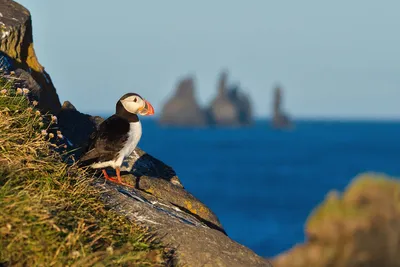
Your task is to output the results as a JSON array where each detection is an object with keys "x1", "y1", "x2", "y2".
[{"x1": 139, "y1": 100, "x2": 154, "y2": 116}]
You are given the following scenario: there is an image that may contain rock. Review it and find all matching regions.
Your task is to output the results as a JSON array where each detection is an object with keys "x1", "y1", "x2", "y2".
[
  {"x1": 57, "y1": 101, "x2": 100, "y2": 159},
  {"x1": 271, "y1": 173, "x2": 400, "y2": 267},
  {"x1": 208, "y1": 71, "x2": 253, "y2": 126},
  {"x1": 0, "y1": 0, "x2": 61, "y2": 114},
  {"x1": 0, "y1": 51, "x2": 13, "y2": 71},
  {"x1": 271, "y1": 85, "x2": 292, "y2": 129},
  {"x1": 227, "y1": 83, "x2": 253, "y2": 125},
  {"x1": 119, "y1": 150, "x2": 225, "y2": 232},
  {"x1": 208, "y1": 71, "x2": 237, "y2": 125},
  {"x1": 98, "y1": 181, "x2": 272, "y2": 267},
  {"x1": 159, "y1": 76, "x2": 208, "y2": 126},
  {"x1": 0, "y1": 55, "x2": 42, "y2": 102}
]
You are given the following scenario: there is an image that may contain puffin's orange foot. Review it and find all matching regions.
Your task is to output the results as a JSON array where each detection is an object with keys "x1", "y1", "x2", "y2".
[
  {"x1": 115, "y1": 167, "x2": 135, "y2": 188},
  {"x1": 102, "y1": 168, "x2": 134, "y2": 188},
  {"x1": 102, "y1": 169, "x2": 117, "y2": 182}
]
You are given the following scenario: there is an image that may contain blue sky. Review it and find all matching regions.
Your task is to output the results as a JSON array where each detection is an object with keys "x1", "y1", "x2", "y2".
[{"x1": 16, "y1": 0, "x2": 400, "y2": 119}]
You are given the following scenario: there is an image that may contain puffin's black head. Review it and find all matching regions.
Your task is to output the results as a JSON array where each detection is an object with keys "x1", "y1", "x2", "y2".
[{"x1": 116, "y1": 93, "x2": 155, "y2": 116}]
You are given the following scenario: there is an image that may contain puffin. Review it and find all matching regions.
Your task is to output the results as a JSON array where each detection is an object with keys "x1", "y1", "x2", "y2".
[{"x1": 79, "y1": 93, "x2": 154, "y2": 187}]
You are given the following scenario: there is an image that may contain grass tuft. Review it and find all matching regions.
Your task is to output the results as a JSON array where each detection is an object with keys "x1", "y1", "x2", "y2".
[{"x1": 0, "y1": 72, "x2": 173, "y2": 266}]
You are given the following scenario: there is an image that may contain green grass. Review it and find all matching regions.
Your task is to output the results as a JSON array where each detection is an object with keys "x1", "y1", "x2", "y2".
[{"x1": 0, "y1": 73, "x2": 174, "y2": 266}]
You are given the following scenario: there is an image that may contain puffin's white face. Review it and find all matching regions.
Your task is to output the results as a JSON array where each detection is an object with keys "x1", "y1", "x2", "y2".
[{"x1": 120, "y1": 95, "x2": 155, "y2": 116}]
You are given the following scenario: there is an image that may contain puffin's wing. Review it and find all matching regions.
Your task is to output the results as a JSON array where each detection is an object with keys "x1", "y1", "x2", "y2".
[
  {"x1": 78, "y1": 148, "x2": 101, "y2": 165},
  {"x1": 79, "y1": 115, "x2": 130, "y2": 165},
  {"x1": 95, "y1": 115, "x2": 130, "y2": 152}
]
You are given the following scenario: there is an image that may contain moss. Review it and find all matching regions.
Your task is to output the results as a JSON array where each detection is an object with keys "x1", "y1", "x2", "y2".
[{"x1": 0, "y1": 73, "x2": 174, "y2": 266}]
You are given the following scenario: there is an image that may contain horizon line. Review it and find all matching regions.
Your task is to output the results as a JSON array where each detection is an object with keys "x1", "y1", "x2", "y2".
[{"x1": 84, "y1": 111, "x2": 400, "y2": 122}]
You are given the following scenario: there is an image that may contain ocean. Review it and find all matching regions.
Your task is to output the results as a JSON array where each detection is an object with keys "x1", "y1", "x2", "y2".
[{"x1": 123, "y1": 119, "x2": 400, "y2": 257}]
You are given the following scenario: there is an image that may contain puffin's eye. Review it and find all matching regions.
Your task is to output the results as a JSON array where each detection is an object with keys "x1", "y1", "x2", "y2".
[{"x1": 133, "y1": 98, "x2": 137, "y2": 102}]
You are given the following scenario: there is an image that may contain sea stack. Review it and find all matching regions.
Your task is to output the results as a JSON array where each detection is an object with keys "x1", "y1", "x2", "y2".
[
  {"x1": 207, "y1": 71, "x2": 252, "y2": 126},
  {"x1": 158, "y1": 76, "x2": 207, "y2": 126},
  {"x1": 271, "y1": 85, "x2": 292, "y2": 129},
  {"x1": 228, "y1": 83, "x2": 252, "y2": 125}
]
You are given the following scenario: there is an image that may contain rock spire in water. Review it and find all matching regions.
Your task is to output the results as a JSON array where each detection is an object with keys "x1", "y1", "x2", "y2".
[
  {"x1": 271, "y1": 85, "x2": 292, "y2": 129},
  {"x1": 207, "y1": 70, "x2": 253, "y2": 126}
]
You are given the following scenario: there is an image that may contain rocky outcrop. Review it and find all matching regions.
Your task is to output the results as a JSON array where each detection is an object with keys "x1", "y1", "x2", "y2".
[
  {"x1": 99, "y1": 180, "x2": 271, "y2": 267},
  {"x1": 0, "y1": 0, "x2": 61, "y2": 114},
  {"x1": 207, "y1": 71, "x2": 253, "y2": 126},
  {"x1": 63, "y1": 112, "x2": 271, "y2": 266},
  {"x1": 271, "y1": 173, "x2": 400, "y2": 267},
  {"x1": 159, "y1": 76, "x2": 208, "y2": 126},
  {"x1": 56, "y1": 101, "x2": 102, "y2": 158},
  {"x1": 271, "y1": 85, "x2": 292, "y2": 129},
  {"x1": 58, "y1": 105, "x2": 273, "y2": 266}
]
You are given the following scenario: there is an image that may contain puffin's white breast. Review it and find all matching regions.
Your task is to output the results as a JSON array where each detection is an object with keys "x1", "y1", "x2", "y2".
[
  {"x1": 90, "y1": 121, "x2": 142, "y2": 169},
  {"x1": 118, "y1": 121, "x2": 142, "y2": 160}
]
